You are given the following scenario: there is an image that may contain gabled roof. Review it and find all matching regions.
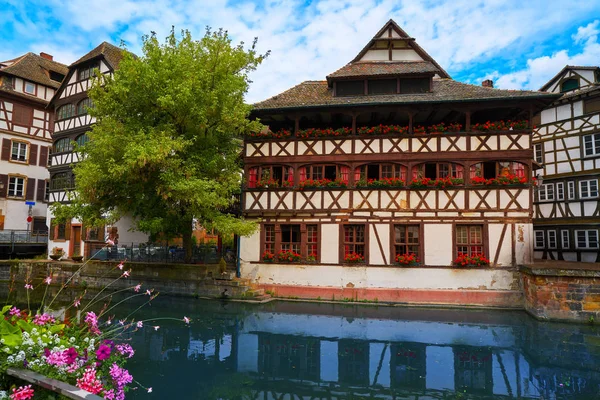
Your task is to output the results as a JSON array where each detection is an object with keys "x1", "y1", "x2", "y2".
[
  {"x1": 326, "y1": 19, "x2": 451, "y2": 85},
  {"x1": 539, "y1": 65, "x2": 600, "y2": 91},
  {"x1": 70, "y1": 41, "x2": 125, "y2": 70},
  {"x1": 0, "y1": 52, "x2": 68, "y2": 89},
  {"x1": 253, "y1": 79, "x2": 560, "y2": 111}
]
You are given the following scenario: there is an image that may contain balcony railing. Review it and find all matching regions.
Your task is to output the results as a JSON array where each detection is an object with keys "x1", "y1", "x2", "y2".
[{"x1": 0, "y1": 230, "x2": 48, "y2": 244}]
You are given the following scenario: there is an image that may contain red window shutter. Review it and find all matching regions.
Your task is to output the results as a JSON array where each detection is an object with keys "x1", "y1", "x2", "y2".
[
  {"x1": 0, "y1": 174, "x2": 7, "y2": 198},
  {"x1": 36, "y1": 179, "x2": 45, "y2": 201},
  {"x1": 299, "y1": 167, "x2": 307, "y2": 182},
  {"x1": 248, "y1": 167, "x2": 258, "y2": 188},
  {"x1": 65, "y1": 221, "x2": 71, "y2": 240},
  {"x1": 25, "y1": 178, "x2": 35, "y2": 200},
  {"x1": 1, "y1": 139, "x2": 10, "y2": 161},
  {"x1": 354, "y1": 167, "x2": 361, "y2": 181},
  {"x1": 39, "y1": 146, "x2": 48, "y2": 167},
  {"x1": 29, "y1": 144, "x2": 38, "y2": 165},
  {"x1": 340, "y1": 166, "x2": 349, "y2": 181}
]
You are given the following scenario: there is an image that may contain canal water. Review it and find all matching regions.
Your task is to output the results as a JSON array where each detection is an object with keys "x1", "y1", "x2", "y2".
[{"x1": 3, "y1": 286, "x2": 600, "y2": 399}]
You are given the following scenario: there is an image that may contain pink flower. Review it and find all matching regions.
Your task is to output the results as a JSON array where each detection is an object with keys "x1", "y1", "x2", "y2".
[
  {"x1": 117, "y1": 262, "x2": 124, "y2": 270},
  {"x1": 96, "y1": 344, "x2": 112, "y2": 361},
  {"x1": 9, "y1": 307, "x2": 20, "y2": 316},
  {"x1": 44, "y1": 276, "x2": 52, "y2": 285},
  {"x1": 73, "y1": 299, "x2": 81, "y2": 308},
  {"x1": 106, "y1": 239, "x2": 115, "y2": 246},
  {"x1": 116, "y1": 343, "x2": 135, "y2": 358},
  {"x1": 145, "y1": 289, "x2": 152, "y2": 296},
  {"x1": 136, "y1": 321, "x2": 143, "y2": 328},
  {"x1": 119, "y1": 319, "x2": 126, "y2": 326},
  {"x1": 153, "y1": 326, "x2": 159, "y2": 331},
  {"x1": 121, "y1": 270, "x2": 130, "y2": 278},
  {"x1": 183, "y1": 316, "x2": 190, "y2": 324},
  {"x1": 46, "y1": 350, "x2": 69, "y2": 367},
  {"x1": 24, "y1": 283, "x2": 33, "y2": 290},
  {"x1": 147, "y1": 388, "x2": 153, "y2": 393},
  {"x1": 84, "y1": 312, "x2": 101, "y2": 335},
  {"x1": 134, "y1": 284, "x2": 141, "y2": 292},
  {"x1": 33, "y1": 313, "x2": 56, "y2": 325},
  {"x1": 76, "y1": 368, "x2": 103, "y2": 394},
  {"x1": 10, "y1": 385, "x2": 34, "y2": 400}
]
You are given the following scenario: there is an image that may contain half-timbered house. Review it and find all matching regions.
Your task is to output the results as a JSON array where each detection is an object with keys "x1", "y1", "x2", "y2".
[
  {"x1": 532, "y1": 65, "x2": 600, "y2": 262},
  {"x1": 239, "y1": 20, "x2": 561, "y2": 305},
  {"x1": 47, "y1": 42, "x2": 148, "y2": 259},
  {"x1": 0, "y1": 52, "x2": 67, "y2": 232}
]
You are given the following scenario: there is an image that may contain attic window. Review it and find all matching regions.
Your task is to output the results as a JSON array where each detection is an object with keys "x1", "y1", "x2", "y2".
[
  {"x1": 374, "y1": 41, "x2": 388, "y2": 49},
  {"x1": 368, "y1": 79, "x2": 396, "y2": 95},
  {"x1": 336, "y1": 80, "x2": 364, "y2": 96},
  {"x1": 78, "y1": 62, "x2": 99, "y2": 80},
  {"x1": 400, "y1": 78, "x2": 430, "y2": 94},
  {"x1": 392, "y1": 40, "x2": 409, "y2": 49},
  {"x1": 560, "y1": 78, "x2": 579, "y2": 93},
  {"x1": 50, "y1": 71, "x2": 65, "y2": 83}
]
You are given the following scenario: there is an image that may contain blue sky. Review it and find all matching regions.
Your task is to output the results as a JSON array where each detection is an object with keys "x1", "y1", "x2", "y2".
[{"x1": 1, "y1": 0, "x2": 599, "y2": 102}]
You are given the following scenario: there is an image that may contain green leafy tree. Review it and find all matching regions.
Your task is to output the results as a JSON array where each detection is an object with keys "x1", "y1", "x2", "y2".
[{"x1": 53, "y1": 28, "x2": 267, "y2": 261}]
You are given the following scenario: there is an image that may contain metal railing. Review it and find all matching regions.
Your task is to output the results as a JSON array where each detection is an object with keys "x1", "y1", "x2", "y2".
[
  {"x1": 0, "y1": 230, "x2": 48, "y2": 244},
  {"x1": 87, "y1": 243, "x2": 236, "y2": 264}
]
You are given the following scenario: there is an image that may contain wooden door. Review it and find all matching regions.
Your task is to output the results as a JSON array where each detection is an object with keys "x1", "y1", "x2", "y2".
[
  {"x1": 0, "y1": 214, "x2": 4, "y2": 230},
  {"x1": 71, "y1": 225, "x2": 82, "y2": 257}
]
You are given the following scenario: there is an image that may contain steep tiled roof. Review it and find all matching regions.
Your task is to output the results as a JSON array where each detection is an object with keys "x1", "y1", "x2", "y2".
[
  {"x1": 70, "y1": 42, "x2": 125, "y2": 70},
  {"x1": 253, "y1": 79, "x2": 561, "y2": 111},
  {"x1": 557, "y1": 84, "x2": 600, "y2": 101},
  {"x1": 540, "y1": 65, "x2": 600, "y2": 91},
  {"x1": 327, "y1": 61, "x2": 439, "y2": 81},
  {"x1": 0, "y1": 53, "x2": 68, "y2": 89}
]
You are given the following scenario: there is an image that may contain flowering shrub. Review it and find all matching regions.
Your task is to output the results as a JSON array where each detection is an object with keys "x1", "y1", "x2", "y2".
[
  {"x1": 357, "y1": 125, "x2": 408, "y2": 135},
  {"x1": 246, "y1": 129, "x2": 292, "y2": 139},
  {"x1": 277, "y1": 250, "x2": 301, "y2": 263},
  {"x1": 298, "y1": 178, "x2": 348, "y2": 189},
  {"x1": 471, "y1": 120, "x2": 529, "y2": 132},
  {"x1": 471, "y1": 174, "x2": 527, "y2": 185},
  {"x1": 281, "y1": 180, "x2": 293, "y2": 188},
  {"x1": 344, "y1": 252, "x2": 364, "y2": 263},
  {"x1": 453, "y1": 253, "x2": 490, "y2": 267},
  {"x1": 255, "y1": 178, "x2": 280, "y2": 189},
  {"x1": 306, "y1": 253, "x2": 318, "y2": 262},
  {"x1": 262, "y1": 251, "x2": 275, "y2": 261},
  {"x1": 413, "y1": 126, "x2": 426, "y2": 134},
  {"x1": 395, "y1": 253, "x2": 419, "y2": 266},
  {"x1": 428, "y1": 122, "x2": 463, "y2": 133},
  {"x1": 297, "y1": 127, "x2": 352, "y2": 138},
  {"x1": 356, "y1": 177, "x2": 405, "y2": 188},
  {"x1": 409, "y1": 177, "x2": 463, "y2": 189}
]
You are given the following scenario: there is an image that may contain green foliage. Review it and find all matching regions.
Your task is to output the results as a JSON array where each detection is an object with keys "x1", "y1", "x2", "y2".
[
  {"x1": 218, "y1": 257, "x2": 227, "y2": 274},
  {"x1": 52, "y1": 28, "x2": 267, "y2": 253}
]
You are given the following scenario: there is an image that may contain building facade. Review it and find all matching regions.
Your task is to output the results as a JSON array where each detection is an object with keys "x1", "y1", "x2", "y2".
[
  {"x1": 239, "y1": 20, "x2": 559, "y2": 303},
  {"x1": 0, "y1": 52, "x2": 67, "y2": 232},
  {"x1": 47, "y1": 42, "x2": 148, "y2": 259},
  {"x1": 532, "y1": 66, "x2": 600, "y2": 262}
]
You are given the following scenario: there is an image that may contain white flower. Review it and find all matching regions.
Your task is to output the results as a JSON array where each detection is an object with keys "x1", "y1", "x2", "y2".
[
  {"x1": 0, "y1": 390, "x2": 7, "y2": 399},
  {"x1": 0, "y1": 339, "x2": 4, "y2": 344},
  {"x1": 69, "y1": 337, "x2": 76, "y2": 343},
  {"x1": 83, "y1": 337, "x2": 89, "y2": 343},
  {"x1": 7, "y1": 356, "x2": 14, "y2": 364}
]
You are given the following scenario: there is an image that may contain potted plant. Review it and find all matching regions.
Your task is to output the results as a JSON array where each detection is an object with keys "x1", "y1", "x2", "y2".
[
  {"x1": 71, "y1": 251, "x2": 83, "y2": 262},
  {"x1": 277, "y1": 249, "x2": 301, "y2": 263},
  {"x1": 453, "y1": 253, "x2": 490, "y2": 267},
  {"x1": 306, "y1": 253, "x2": 318, "y2": 263},
  {"x1": 344, "y1": 252, "x2": 364, "y2": 264},
  {"x1": 49, "y1": 247, "x2": 63, "y2": 261},
  {"x1": 395, "y1": 253, "x2": 419, "y2": 267},
  {"x1": 262, "y1": 251, "x2": 275, "y2": 262}
]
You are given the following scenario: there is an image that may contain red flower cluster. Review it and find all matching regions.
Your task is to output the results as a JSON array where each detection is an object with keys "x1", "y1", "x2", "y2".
[
  {"x1": 472, "y1": 174, "x2": 527, "y2": 186},
  {"x1": 344, "y1": 252, "x2": 364, "y2": 263},
  {"x1": 256, "y1": 178, "x2": 280, "y2": 189},
  {"x1": 357, "y1": 124, "x2": 408, "y2": 135},
  {"x1": 278, "y1": 250, "x2": 301, "y2": 262},
  {"x1": 395, "y1": 253, "x2": 419, "y2": 266},
  {"x1": 413, "y1": 126, "x2": 426, "y2": 134},
  {"x1": 472, "y1": 120, "x2": 529, "y2": 132},
  {"x1": 409, "y1": 177, "x2": 464, "y2": 189},
  {"x1": 428, "y1": 122, "x2": 463, "y2": 133},
  {"x1": 307, "y1": 252, "x2": 318, "y2": 262},
  {"x1": 246, "y1": 129, "x2": 292, "y2": 139},
  {"x1": 357, "y1": 177, "x2": 405, "y2": 187},
  {"x1": 297, "y1": 127, "x2": 352, "y2": 138},
  {"x1": 298, "y1": 178, "x2": 348, "y2": 189},
  {"x1": 453, "y1": 253, "x2": 490, "y2": 267},
  {"x1": 262, "y1": 251, "x2": 275, "y2": 261}
]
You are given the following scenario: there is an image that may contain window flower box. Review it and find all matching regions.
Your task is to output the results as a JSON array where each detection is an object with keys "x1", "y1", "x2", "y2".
[
  {"x1": 408, "y1": 178, "x2": 463, "y2": 189},
  {"x1": 306, "y1": 253, "x2": 318, "y2": 263},
  {"x1": 344, "y1": 252, "x2": 365, "y2": 264},
  {"x1": 453, "y1": 253, "x2": 490, "y2": 267},
  {"x1": 395, "y1": 253, "x2": 420, "y2": 267},
  {"x1": 427, "y1": 122, "x2": 462, "y2": 134},
  {"x1": 357, "y1": 124, "x2": 408, "y2": 135},
  {"x1": 246, "y1": 129, "x2": 292, "y2": 140},
  {"x1": 356, "y1": 178, "x2": 405, "y2": 188},
  {"x1": 262, "y1": 251, "x2": 275, "y2": 262},
  {"x1": 277, "y1": 250, "x2": 301, "y2": 263},
  {"x1": 471, "y1": 174, "x2": 528, "y2": 186},
  {"x1": 299, "y1": 178, "x2": 348, "y2": 190},
  {"x1": 297, "y1": 127, "x2": 352, "y2": 139},
  {"x1": 471, "y1": 119, "x2": 529, "y2": 132}
]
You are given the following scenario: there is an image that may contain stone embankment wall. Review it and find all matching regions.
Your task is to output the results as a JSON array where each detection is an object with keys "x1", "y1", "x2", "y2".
[
  {"x1": 521, "y1": 263, "x2": 600, "y2": 323},
  {"x1": 2, "y1": 260, "x2": 247, "y2": 298}
]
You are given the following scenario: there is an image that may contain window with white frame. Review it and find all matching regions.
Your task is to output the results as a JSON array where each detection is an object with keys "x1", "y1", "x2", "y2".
[
  {"x1": 547, "y1": 230, "x2": 557, "y2": 249},
  {"x1": 568, "y1": 181, "x2": 575, "y2": 199},
  {"x1": 8, "y1": 176, "x2": 25, "y2": 198},
  {"x1": 534, "y1": 143, "x2": 543, "y2": 164},
  {"x1": 534, "y1": 231, "x2": 545, "y2": 249},
  {"x1": 556, "y1": 182, "x2": 564, "y2": 200},
  {"x1": 579, "y1": 179, "x2": 599, "y2": 199},
  {"x1": 24, "y1": 81, "x2": 35, "y2": 95},
  {"x1": 11, "y1": 141, "x2": 28, "y2": 162},
  {"x1": 583, "y1": 133, "x2": 600, "y2": 157},
  {"x1": 561, "y1": 230, "x2": 570, "y2": 249},
  {"x1": 538, "y1": 183, "x2": 554, "y2": 201},
  {"x1": 576, "y1": 230, "x2": 599, "y2": 249}
]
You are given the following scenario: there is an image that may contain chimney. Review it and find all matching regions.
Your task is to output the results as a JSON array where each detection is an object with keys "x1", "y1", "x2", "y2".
[
  {"x1": 482, "y1": 79, "x2": 494, "y2": 88},
  {"x1": 40, "y1": 52, "x2": 53, "y2": 61}
]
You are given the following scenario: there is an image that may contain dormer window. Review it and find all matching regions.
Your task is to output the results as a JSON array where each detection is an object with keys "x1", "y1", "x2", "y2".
[
  {"x1": 560, "y1": 78, "x2": 579, "y2": 93},
  {"x1": 335, "y1": 77, "x2": 431, "y2": 97},
  {"x1": 24, "y1": 81, "x2": 35, "y2": 95},
  {"x1": 78, "y1": 62, "x2": 99, "y2": 80},
  {"x1": 368, "y1": 79, "x2": 396, "y2": 95},
  {"x1": 336, "y1": 80, "x2": 363, "y2": 96}
]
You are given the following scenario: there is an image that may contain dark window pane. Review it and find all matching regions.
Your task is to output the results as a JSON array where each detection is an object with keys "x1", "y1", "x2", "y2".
[
  {"x1": 336, "y1": 80, "x2": 364, "y2": 96},
  {"x1": 368, "y1": 79, "x2": 396, "y2": 95},
  {"x1": 560, "y1": 78, "x2": 579, "y2": 92},
  {"x1": 400, "y1": 78, "x2": 430, "y2": 94}
]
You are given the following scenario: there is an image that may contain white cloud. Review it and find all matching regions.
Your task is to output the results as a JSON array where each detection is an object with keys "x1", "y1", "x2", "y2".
[{"x1": 573, "y1": 20, "x2": 599, "y2": 44}]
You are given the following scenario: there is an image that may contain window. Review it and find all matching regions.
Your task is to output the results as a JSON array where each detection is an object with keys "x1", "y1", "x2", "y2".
[
  {"x1": 357, "y1": 163, "x2": 406, "y2": 181},
  {"x1": 584, "y1": 98, "x2": 600, "y2": 115},
  {"x1": 248, "y1": 165, "x2": 293, "y2": 188},
  {"x1": 11, "y1": 103, "x2": 32, "y2": 126},
  {"x1": 368, "y1": 79, "x2": 396, "y2": 95},
  {"x1": 579, "y1": 179, "x2": 599, "y2": 199},
  {"x1": 470, "y1": 161, "x2": 526, "y2": 180},
  {"x1": 538, "y1": 183, "x2": 554, "y2": 201},
  {"x1": 78, "y1": 63, "x2": 98, "y2": 80},
  {"x1": 583, "y1": 133, "x2": 600, "y2": 157},
  {"x1": 534, "y1": 231, "x2": 545, "y2": 249},
  {"x1": 57, "y1": 223, "x2": 66, "y2": 240},
  {"x1": 568, "y1": 181, "x2": 576, "y2": 199},
  {"x1": 280, "y1": 224, "x2": 300, "y2": 253},
  {"x1": 77, "y1": 98, "x2": 93, "y2": 115},
  {"x1": 307, "y1": 225, "x2": 318, "y2": 258},
  {"x1": 8, "y1": 176, "x2": 25, "y2": 198},
  {"x1": 57, "y1": 104, "x2": 75, "y2": 120},
  {"x1": 44, "y1": 180, "x2": 49, "y2": 202},
  {"x1": 413, "y1": 162, "x2": 464, "y2": 180},
  {"x1": 534, "y1": 143, "x2": 543, "y2": 164},
  {"x1": 343, "y1": 225, "x2": 366, "y2": 258},
  {"x1": 53, "y1": 138, "x2": 72, "y2": 153},
  {"x1": 400, "y1": 78, "x2": 430, "y2": 94},
  {"x1": 24, "y1": 81, "x2": 35, "y2": 94},
  {"x1": 547, "y1": 230, "x2": 557, "y2": 249},
  {"x1": 394, "y1": 225, "x2": 420, "y2": 256},
  {"x1": 576, "y1": 230, "x2": 599, "y2": 249},
  {"x1": 300, "y1": 164, "x2": 347, "y2": 182},
  {"x1": 556, "y1": 182, "x2": 564, "y2": 200},
  {"x1": 560, "y1": 78, "x2": 579, "y2": 93},
  {"x1": 50, "y1": 172, "x2": 73, "y2": 190},
  {"x1": 11, "y1": 141, "x2": 28, "y2": 162},
  {"x1": 561, "y1": 230, "x2": 570, "y2": 249},
  {"x1": 263, "y1": 224, "x2": 275, "y2": 255},
  {"x1": 75, "y1": 134, "x2": 90, "y2": 148},
  {"x1": 50, "y1": 71, "x2": 65, "y2": 83},
  {"x1": 456, "y1": 225, "x2": 484, "y2": 256},
  {"x1": 336, "y1": 80, "x2": 364, "y2": 96}
]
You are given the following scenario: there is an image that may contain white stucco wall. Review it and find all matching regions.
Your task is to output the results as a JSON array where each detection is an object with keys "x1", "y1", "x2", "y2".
[
  {"x1": 368, "y1": 224, "x2": 389, "y2": 265},
  {"x1": 240, "y1": 230, "x2": 260, "y2": 262},
  {"x1": 112, "y1": 216, "x2": 149, "y2": 244},
  {"x1": 423, "y1": 224, "x2": 453, "y2": 266},
  {"x1": 320, "y1": 224, "x2": 339, "y2": 264}
]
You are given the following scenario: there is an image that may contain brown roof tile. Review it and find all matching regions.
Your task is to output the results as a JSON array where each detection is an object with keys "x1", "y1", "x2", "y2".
[
  {"x1": 0, "y1": 52, "x2": 68, "y2": 89},
  {"x1": 70, "y1": 42, "x2": 125, "y2": 70},
  {"x1": 253, "y1": 79, "x2": 561, "y2": 111},
  {"x1": 327, "y1": 61, "x2": 439, "y2": 81}
]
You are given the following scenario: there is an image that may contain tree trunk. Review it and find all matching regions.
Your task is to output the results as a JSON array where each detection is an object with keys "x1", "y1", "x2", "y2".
[{"x1": 182, "y1": 218, "x2": 194, "y2": 263}]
